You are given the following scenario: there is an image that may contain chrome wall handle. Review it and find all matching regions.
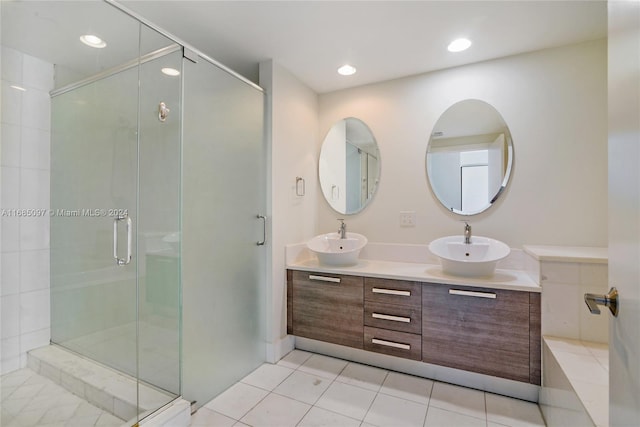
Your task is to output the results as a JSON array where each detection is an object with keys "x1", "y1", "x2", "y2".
[
  {"x1": 113, "y1": 214, "x2": 132, "y2": 266},
  {"x1": 585, "y1": 287, "x2": 619, "y2": 317},
  {"x1": 257, "y1": 214, "x2": 266, "y2": 246}
]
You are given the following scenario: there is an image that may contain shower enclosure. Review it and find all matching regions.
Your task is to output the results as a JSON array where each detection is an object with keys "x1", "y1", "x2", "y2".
[{"x1": 3, "y1": 1, "x2": 265, "y2": 423}]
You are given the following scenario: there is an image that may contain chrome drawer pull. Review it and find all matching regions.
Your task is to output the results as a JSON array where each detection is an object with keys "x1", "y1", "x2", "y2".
[
  {"x1": 309, "y1": 275, "x2": 341, "y2": 284},
  {"x1": 371, "y1": 338, "x2": 410, "y2": 350},
  {"x1": 449, "y1": 289, "x2": 496, "y2": 299},
  {"x1": 372, "y1": 288, "x2": 410, "y2": 296},
  {"x1": 372, "y1": 313, "x2": 411, "y2": 323}
]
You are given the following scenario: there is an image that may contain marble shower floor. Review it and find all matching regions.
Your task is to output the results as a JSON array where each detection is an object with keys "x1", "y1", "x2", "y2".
[{"x1": 0, "y1": 367, "x2": 124, "y2": 427}]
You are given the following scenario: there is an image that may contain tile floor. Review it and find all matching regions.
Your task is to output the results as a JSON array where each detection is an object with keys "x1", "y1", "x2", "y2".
[
  {"x1": 0, "y1": 367, "x2": 124, "y2": 427},
  {"x1": 194, "y1": 350, "x2": 546, "y2": 427}
]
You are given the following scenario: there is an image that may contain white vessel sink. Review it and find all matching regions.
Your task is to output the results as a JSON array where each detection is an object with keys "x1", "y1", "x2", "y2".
[
  {"x1": 307, "y1": 232, "x2": 368, "y2": 266},
  {"x1": 429, "y1": 235, "x2": 510, "y2": 278}
]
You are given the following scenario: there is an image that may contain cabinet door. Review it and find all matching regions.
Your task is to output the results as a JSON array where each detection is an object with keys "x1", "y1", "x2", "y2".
[
  {"x1": 291, "y1": 271, "x2": 364, "y2": 349},
  {"x1": 422, "y1": 284, "x2": 531, "y2": 383}
]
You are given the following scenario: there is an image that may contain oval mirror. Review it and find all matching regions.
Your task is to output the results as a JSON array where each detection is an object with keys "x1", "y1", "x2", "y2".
[
  {"x1": 319, "y1": 118, "x2": 381, "y2": 214},
  {"x1": 426, "y1": 99, "x2": 513, "y2": 216}
]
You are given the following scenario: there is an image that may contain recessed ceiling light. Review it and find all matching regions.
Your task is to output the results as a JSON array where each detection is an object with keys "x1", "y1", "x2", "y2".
[
  {"x1": 80, "y1": 34, "x2": 107, "y2": 49},
  {"x1": 447, "y1": 38, "x2": 472, "y2": 53},
  {"x1": 161, "y1": 67, "x2": 181, "y2": 77},
  {"x1": 337, "y1": 64, "x2": 357, "y2": 76},
  {"x1": 10, "y1": 85, "x2": 26, "y2": 92}
]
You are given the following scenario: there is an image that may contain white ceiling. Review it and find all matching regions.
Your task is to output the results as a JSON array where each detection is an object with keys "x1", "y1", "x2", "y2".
[
  {"x1": 119, "y1": 0, "x2": 607, "y2": 93},
  {"x1": 1, "y1": 1, "x2": 606, "y2": 94}
]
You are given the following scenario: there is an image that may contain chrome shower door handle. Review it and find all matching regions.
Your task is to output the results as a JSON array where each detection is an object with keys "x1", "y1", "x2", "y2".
[
  {"x1": 257, "y1": 214, "x2": 266, "y2": 246},
  {"x1": 584, "y1": 287, "x2": 619, "y2": 317},
  {"x1": 113, "y1": 214, "x2": 132, "y2": 266}
]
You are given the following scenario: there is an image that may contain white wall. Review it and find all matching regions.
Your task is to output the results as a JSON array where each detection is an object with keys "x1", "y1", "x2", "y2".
[
  {"x1": 259, "y1": 60, "x2": 319, "y2": 359},
  {"x1": 1, "y1": 46, "x2": 53, "y2": 374},
  {"x1": 317, "y1": 39, "x2": 608, "y2": 249}
]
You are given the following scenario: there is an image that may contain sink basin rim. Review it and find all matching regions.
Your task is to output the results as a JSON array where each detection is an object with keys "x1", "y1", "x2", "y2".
[
  {"x1": 429, "y1": 235, "x2": 510, "y2": 277},
  {"x1": 307, "y1": 232, "x2": 368, "y2": 266}
]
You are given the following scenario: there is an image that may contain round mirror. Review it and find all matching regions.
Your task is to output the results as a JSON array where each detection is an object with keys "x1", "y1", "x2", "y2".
[
  {"x1": 319, "y1": 118, "x2": 381, "y2": 214},
  {"x1": 426, "y1": 99, "x2": 513, "y2": 216}
]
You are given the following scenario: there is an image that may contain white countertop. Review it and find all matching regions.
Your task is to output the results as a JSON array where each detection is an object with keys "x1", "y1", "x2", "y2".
[
  {"x1": 288, "y1": 258, "x2": 541, "y2": 293},
  {"x1": 523, "y1": 245, "x2": 608, "y2": 264}
]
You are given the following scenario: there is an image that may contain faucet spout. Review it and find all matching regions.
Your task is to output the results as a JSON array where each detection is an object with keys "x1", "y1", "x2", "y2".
[
  {"x1": 464, "y1": 222, "x2": 472, "y2": 244},
  {"x1": 338, "y1": 219, "x2": 346, "y2": 239}
]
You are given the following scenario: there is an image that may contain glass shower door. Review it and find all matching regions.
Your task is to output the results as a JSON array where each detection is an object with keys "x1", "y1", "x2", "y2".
[
  {"x1": 50, "y1": 66, "x2": 140, "y2": 409},
  {"x1": 51, "y1": 35, "x2": 184, "y2": 423}
]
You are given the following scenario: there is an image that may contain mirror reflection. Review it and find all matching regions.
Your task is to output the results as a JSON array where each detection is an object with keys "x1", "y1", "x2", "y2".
[
  {"x1": 426, "y1": 99, "x2": 513, "y2": 215},
  {"x1": 319, "y1": 118, "x2": 380, "y2": 214}
]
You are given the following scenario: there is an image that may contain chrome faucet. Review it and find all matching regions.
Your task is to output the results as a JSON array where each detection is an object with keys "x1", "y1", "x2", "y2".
[
  {"x1": 464, "y1": 222, "x2": 472, "y2": 244},
  {"x1": 338, "y1": 219, "x2": 347, "y2": 239}
]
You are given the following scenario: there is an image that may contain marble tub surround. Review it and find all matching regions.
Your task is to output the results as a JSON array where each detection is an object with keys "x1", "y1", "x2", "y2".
[
  {"x1": 540, "y1": 336, "x2": 608, "y2": 427},
  {"x1": 523, "y1": 245, "x2": 608, "y2": 343},
  {"x1": 524, "y1": 247, "x2": 609, "y2": 427},
  {"x1": 286, "y1": 242, "x2": 539, "y2": 293},
  {"x1": 523, "y1": 245, "x2": 607, "y2": 265}
]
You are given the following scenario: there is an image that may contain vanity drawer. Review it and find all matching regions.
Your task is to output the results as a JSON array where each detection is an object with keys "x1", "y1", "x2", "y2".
[
  {"x1": 364, "y1": 278, "x2": 422, "y2": 308},
  {"x1": 291, "y1": 270, "x2": 364, "y2": 349},
  {"x1": 364, "y1": 301, "x2": 421, "y2": 334},
  {"x1": 364, "y1": 326, "x2": 421, "y2": 361}
]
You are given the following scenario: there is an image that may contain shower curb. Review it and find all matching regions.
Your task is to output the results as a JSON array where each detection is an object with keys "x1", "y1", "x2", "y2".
[{"x1": 28, "y1": 345, "x2": 172, "y2": 422}]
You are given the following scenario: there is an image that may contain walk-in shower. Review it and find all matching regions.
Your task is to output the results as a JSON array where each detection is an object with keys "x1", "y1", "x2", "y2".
[{"x1": 1, "y1": 1, "x2": 265, "y2": 424}]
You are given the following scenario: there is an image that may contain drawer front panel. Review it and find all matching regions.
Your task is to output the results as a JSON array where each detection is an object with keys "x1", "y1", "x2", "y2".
[
  {"x1": 364, "y1": 278, "x2": 422, "y2": 308},
  {"x1": 422, "y1": 283, "x2": 531, "y2": 383},
  {"x1": 364, "y1": 301, "x2": 421, "y2": 334},
  {"x1": 292, "y1": 270, "x2": 364, "y2": 349},
  {"x1": 364, "y1": 326, "x2": 421, "y2": 360}
]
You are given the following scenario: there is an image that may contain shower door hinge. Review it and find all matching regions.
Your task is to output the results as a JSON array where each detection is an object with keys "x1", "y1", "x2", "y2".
[{"x1": 183, "y1": 48, "x2": 198, "y2": 63}]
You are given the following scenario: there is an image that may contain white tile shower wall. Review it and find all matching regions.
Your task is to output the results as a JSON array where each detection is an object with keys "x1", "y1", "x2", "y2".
[
  {"x1": 0, "y1": 46, "x2": 53, "y2": 374},
  {"x1": 540, "y1": 260, "x2": 609, "y2": 343}
]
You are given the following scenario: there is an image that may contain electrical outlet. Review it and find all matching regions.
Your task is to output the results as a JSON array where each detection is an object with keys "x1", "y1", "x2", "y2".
[{"x1": 399, "y1": 211, "x2": 416, "y2": 227}]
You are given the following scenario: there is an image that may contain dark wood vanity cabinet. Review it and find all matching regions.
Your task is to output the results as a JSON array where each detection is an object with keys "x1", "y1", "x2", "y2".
[
  {"x1": 288, "y1": 270, "x2": 364, "y2": 348},
  {"x1": 422, "y1": 283, "x2": 541, "y2": 385},
  {"x1": 287, "y1": 270, "x2": 541, "y2": 385}
]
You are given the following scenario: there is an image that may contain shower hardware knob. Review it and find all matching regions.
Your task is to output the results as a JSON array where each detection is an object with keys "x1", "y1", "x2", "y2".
[
  {"x1": 584, "y1": 287, "x2": 619, "y2": 317},
  {"x1": 158, "y1": 102, "x2": 170, "y2": 122}
]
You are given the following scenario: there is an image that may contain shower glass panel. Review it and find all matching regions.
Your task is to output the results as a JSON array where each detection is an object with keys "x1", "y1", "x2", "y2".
[
  {"x1": 137, "y1": 24, "x2": 182, "y2": 398},
  {"x1": 181, "y1": 56, "x2": 266, "y2": 408}
]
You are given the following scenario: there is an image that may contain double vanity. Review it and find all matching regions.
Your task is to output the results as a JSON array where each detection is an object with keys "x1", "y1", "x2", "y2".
[
  {"x1": 286, "y1": 235, "x2": 542, "y2": 398},
  {"x1": 294, "y1": 99, "x2": 537, "y2": 400}
]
